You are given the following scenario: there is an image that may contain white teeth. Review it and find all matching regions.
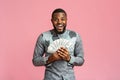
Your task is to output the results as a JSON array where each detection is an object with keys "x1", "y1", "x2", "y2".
[{"x1": 58, "y1": 24, "x2": 63, "y2": 27}]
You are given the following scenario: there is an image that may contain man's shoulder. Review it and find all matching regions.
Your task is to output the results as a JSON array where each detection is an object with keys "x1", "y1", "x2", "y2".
[
  {"x1": 37, "y1": 30, "x2": 51, "y2": 38},
  {"x1": 66, "y1": 29, "x2": 80, "y2": 37},
  {"x1": 42, "y1": 30, "x2": 51, "y2": 34},
  {"x1": 39, "y1": 29, "x2": 54, "y2": 36},
  {"x1": 67, "y1": 29, "x2": 79, "y2": 34}
]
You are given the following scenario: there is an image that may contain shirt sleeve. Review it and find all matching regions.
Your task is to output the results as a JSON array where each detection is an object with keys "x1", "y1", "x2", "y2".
[
  {"x1": 69, "y1": 34, "x2": 84, "y2": 66},
  {"x1": 32, "y1": 34, "x2": 49, "y2": 66}
]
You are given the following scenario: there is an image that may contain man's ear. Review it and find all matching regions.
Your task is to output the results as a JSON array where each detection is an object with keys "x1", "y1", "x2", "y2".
[
  {"x1": 51, "y1": 19, "x2": 52, "y2": 21},
  {"x1": 51, "y1": 19, "x2": 53, "y2": 23},
  {"x1": 66, "y1": 17, "x2": 67, "y2": 20}
]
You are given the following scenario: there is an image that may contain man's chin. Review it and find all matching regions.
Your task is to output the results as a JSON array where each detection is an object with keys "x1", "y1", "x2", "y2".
[
  {"x1": 57, "y1": 30, "x2": 63, "y2": 32},
  {"x1": 56, "y1": 30, "x2": 64, "y2": 34}
]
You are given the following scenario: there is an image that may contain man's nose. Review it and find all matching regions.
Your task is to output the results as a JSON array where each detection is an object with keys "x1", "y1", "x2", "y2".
[{"x1": 58, "y1": 19, "x2": 62, "y2": 24}]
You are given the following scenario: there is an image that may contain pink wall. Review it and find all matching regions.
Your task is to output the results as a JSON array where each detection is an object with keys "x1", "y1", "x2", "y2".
[{"x1": 0, "y1": 0, "x2": 120, "y2": 80}]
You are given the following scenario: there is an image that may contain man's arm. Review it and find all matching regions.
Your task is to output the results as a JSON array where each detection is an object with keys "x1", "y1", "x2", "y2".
[
  {"x1": 32, "y1": 34, "x2": 62, "y2": 66},
  {"x1": 32, "y1": 34, "x2": 48, "y2": 66},
  {"x1": 69, "y1": 34, "x2": 84, "y2": 66}
]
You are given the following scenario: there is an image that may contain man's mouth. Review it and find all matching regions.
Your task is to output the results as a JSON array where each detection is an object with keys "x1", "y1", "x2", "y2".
[
  {"x1": 56, "y1": 24, "x2": 64, "y2": 29},
  {"x1": 57, "y1": 24, "x2": 63, "y2": 27},
  {"x1": 54, "y1": 24, "x2": 66, "y2": 34}
]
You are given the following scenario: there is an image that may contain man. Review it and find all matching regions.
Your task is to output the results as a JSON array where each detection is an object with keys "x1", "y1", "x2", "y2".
[{"x1": 32, "y1": 8, "x2": 84, "y2": 80}]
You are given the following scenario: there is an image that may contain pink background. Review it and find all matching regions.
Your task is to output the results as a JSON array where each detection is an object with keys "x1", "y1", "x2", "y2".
[{"x1": 0, "y1": 0, "x2": 120, "y2": 80}]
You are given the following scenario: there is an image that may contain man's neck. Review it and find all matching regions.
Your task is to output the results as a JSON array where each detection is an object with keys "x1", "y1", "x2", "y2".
[{"x1": 54, "y1": 29, "x2": 66, "y2": 35}]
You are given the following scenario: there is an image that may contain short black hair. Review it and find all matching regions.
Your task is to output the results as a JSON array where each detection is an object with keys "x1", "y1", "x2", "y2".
[{"x1": 52, "y1": 8, "x2": 67, "y2": 18}]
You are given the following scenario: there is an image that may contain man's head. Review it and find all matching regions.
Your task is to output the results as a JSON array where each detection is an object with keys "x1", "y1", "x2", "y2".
[{"x1": 51, "y1": 8, "x2": 67, "y2": 34}]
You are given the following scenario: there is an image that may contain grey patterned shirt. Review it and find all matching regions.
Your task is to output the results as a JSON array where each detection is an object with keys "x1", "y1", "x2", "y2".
[{"x1": 32, "y1": 29, "x2": 84, "y2": 80}]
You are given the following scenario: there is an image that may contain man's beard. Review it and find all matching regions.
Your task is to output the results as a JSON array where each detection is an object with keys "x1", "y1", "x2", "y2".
[{"x1": 53, "y1": 26, "x2": 66, "y2": 34}]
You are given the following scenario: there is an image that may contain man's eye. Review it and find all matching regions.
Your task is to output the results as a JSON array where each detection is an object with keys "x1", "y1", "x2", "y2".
[
  {"x1": 53, "y1": 19, "x2": 58, "y2": 21},
  {"x1": 61, "y1": 19, "x2": 65, "y2": 21}
]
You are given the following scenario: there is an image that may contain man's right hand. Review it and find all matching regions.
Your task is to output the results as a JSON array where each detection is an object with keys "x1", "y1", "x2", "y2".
[{"x1": 47, "y1": 52, "x2": 62, "y2": 64}]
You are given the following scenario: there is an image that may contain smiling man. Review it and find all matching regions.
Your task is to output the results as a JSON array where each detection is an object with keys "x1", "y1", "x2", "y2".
[
  {"x1": 32, "y1": 8, "x2": 84, "y2": 80},
  {"x1": 51, "y1": 9, "x2": 67, "y2": 34}
]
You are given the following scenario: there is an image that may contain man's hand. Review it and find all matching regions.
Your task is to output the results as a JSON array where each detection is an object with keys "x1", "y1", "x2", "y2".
[
  {"x1": 47, "y1": 52, "x2": 62, "y2": 64},
  {"x1": 57, "y1": 47, "x2": 71, "y2": 62},
  {"x1": 47, "y1": 47, "x2": 71, "y2": 64}
]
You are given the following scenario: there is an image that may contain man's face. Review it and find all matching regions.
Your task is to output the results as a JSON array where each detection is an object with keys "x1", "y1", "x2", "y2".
[{"x1": 51, "y1": 12, "x2": 67, "y2": 34}]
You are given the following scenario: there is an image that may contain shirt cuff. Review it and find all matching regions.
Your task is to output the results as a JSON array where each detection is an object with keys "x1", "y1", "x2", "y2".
[
  {"x1": 68, "y1": 55, "x2": 75, "y2": 64},
  {"x1": 44, "y1": 56, "x2": 49, "y2": 64}
]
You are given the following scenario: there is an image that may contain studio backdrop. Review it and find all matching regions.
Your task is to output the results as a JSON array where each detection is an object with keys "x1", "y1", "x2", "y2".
[{"x1": 0, "y1": 0, "x2": 120, "y2": 80}]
